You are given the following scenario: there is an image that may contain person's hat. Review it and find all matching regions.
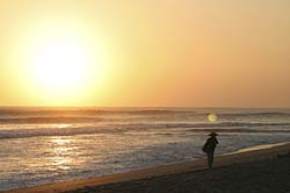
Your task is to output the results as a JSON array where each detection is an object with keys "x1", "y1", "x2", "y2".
[{"x1": 209, "y1": 132, "x2": 218, "y2": 136}]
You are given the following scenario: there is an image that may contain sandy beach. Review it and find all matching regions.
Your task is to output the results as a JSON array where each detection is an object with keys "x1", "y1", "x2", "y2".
[{"x1": 3, "y1": 142, "x2": 290, "y2": 193}]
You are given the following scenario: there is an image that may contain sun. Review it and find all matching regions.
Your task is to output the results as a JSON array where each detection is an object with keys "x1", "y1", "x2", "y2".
[
  {"x1": 25, "y1": 31, "x2": 109, "y2": 105},
  {"x1": 33, "y1": 40, "x2": 88, "y2": 89},
  {"x1": 14, "y1": 21, "x2": 111, "y2": 105},
  {"x1": 25, "y1": 34, "x2": 99, "y2": 105}
]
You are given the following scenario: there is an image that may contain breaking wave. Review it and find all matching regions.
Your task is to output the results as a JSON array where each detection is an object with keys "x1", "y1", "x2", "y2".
[{"x1": 1, "y1": 121, "x2": 290, "y2": 139}]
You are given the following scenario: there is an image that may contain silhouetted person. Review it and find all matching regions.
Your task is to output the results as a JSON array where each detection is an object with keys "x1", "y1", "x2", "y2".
[{"x1": 202, "y1": 132, "x2": 219, "y2": 169}]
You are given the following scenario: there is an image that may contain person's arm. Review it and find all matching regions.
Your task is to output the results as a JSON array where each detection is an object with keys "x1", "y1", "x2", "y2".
[{"x1": 202, "y1": 139, "x2": 210, "y2": 152}]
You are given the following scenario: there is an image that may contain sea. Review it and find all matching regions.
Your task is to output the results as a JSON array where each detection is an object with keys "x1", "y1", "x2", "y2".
[{"x1": 1, "y1": 107, "x2": 290, "y2": 191}]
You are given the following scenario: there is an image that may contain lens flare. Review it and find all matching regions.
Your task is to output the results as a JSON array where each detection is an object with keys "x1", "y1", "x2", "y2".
[{"x1": 208, "y1": 113, "x2": 218, "y2": 122}]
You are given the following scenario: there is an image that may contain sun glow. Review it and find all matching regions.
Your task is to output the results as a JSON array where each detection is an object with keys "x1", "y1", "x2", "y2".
[
  {"x1": 15, "y1": 22, "x2": 111, "y2": 105},
  {"x1": 33, "y1": 40, "x2": 88, "y2": 89},
  {"x1": 27, "y1": 35, "x2": 98, "y2": 104}
]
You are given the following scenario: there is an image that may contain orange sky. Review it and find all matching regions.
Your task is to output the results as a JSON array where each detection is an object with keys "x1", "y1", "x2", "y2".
[{"x1": 0, "y1": 0, "x2": 290, "y2": 107}]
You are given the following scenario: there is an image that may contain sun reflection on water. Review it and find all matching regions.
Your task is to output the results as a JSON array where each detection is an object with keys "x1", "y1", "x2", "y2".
[{"x1": 49, "y1": 136, "x2": 75, "y2": 171}]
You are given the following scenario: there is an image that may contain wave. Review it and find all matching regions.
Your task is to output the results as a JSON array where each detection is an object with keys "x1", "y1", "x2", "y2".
[
  {"x1": 219, "y1": 112, "x2": 290, "y2": 117},
  {"x1": 1, "y1": 108, "x2": 290, "y2": 118},
  {"x1": 1, "y1": 121, "x2": 290, "y2": 140},
  {"x1": 1, "y1": 110, "x2": 290, "y2": 124},
  {"x1": 0, "y1": 116, "x2": 103, "y2": 124},
  {"x1": 109, "y1": 121, "x2": 290, "y2": 130},
  {"x1": 0, "y1": 108, "x2": 189, "y2": 116}
]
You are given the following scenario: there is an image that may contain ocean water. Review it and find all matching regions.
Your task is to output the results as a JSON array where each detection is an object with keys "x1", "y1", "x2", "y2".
[{"x1": 1, "y1": 107, "x2": 290, "y2": 191}]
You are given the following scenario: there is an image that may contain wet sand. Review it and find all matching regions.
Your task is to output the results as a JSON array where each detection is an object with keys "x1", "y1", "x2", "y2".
[{"x1": 3, "y1": 142, "x2": 290, "y2": 193}]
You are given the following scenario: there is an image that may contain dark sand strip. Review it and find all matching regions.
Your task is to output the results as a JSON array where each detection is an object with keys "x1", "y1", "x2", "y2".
[{"x1": 3, "y1": 142, "x2": 290, "y2": 193}]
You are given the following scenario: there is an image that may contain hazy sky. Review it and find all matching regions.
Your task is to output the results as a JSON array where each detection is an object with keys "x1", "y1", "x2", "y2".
[{"x1": 1, "y1": 0, "x2": 290, "y2": 107}]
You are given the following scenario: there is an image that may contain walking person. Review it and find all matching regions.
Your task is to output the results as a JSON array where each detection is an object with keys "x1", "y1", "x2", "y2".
[{"x1": 202, "y1": 132, "x2": 219, "y2": 169}]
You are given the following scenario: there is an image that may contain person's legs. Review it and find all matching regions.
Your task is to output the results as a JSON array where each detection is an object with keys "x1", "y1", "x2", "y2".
[{"x1": 207, "y1": 152, "x2": 214, "y2": 169}]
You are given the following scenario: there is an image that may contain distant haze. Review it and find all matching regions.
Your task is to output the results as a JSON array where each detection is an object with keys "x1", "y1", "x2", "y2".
[{"x1": 0, "y1": 0, "x2": 290, "y2": 107}]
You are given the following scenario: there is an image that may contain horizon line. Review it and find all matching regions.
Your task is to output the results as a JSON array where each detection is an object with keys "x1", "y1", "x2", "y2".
[{"x1": 0, "y1": 105, "x2": 289, "y2": 110}]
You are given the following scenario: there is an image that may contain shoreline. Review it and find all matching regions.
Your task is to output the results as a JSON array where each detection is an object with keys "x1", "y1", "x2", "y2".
[{"x1": 2, "y1": 141, "x2": 290, "y2": 193}]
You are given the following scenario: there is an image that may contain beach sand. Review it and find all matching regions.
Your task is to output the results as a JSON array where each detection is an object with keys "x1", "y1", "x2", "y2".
[{"x1": 3, "y1": 142, "x2": 290, "y2": 193}]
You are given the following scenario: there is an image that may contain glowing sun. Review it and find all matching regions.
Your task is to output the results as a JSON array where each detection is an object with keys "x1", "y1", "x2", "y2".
[
  {"x1": 17, "y1": 22, "x2": 109, "y2": 105},
  {"x1": 32, "y1": 40, "x2": 89, "y2": 90}
]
